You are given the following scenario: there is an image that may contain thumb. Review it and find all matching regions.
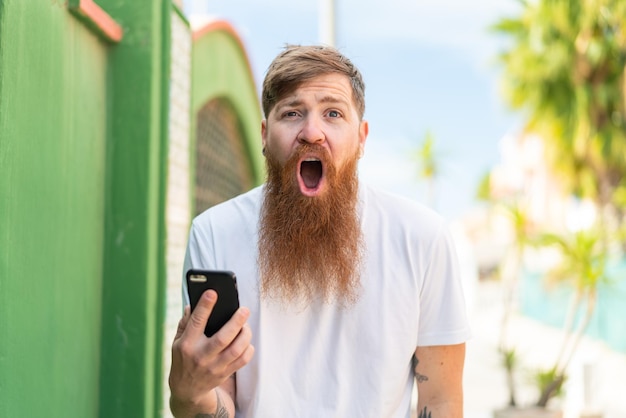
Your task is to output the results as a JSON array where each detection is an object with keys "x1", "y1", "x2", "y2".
[{"x1": 186, "y1": 289, "x2": 217, "y2": 338}]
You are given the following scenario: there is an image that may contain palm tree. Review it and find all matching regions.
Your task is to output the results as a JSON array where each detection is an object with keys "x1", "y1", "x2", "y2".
[
  {"x1": 491, "y1": 1, "x2": 625, "y2": 410},
  {"x1": 474, "y1": 172, "x2": 534, "y2": 407},
  {"x1": 413, "y1": 131, "x2": 440, "y2": 208},
  {"x1": 532, "y1": 227, "x2": 609, "y2": 407},
  {"x1": 498, "y1": 201, "x2": 535, "y2": 407},
  {"x1": 492, "y1": 0, "x2": 626, "y2": 228},
  {"x1": 475, "y1": 171, "x2": 493, "y2": 204}
]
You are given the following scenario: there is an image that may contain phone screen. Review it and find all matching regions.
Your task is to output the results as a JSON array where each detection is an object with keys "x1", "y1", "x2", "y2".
[{"x1": 186, "y1": 269, "x2": 240, "y2": 337}]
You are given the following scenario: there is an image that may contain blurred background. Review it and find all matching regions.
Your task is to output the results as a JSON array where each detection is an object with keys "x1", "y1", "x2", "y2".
[{"x1": 1, "y1": 0, "x2": 625, "y2": 417}]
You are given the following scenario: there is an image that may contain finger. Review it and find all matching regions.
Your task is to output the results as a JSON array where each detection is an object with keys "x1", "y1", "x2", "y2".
[
  {"x1": 206, "y1": 307, "x2": 250, "y2": 354},
  {"x1": 222, "y1": 323, "x2": 253, "y2": 365},
  {"x1": 223, "y1": 344, "x2": 255, "y2": 377},
  {"x1": 185, "y1": 290, "x2": 217, "y2": 339},
  {"x1": 173, "y1": 305, "x2": 191, "y2": 340}
]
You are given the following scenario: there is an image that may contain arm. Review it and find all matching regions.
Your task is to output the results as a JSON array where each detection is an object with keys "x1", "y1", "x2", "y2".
[
  {"x1": 414, "y1": 343, "x2": 466, "y2": 417},
  {"x1": 169, "y1": 290, "x2": 255, "y2": 418},
  {"x1": 170, "y1": 378, "x2": 234, "y2": 418}
]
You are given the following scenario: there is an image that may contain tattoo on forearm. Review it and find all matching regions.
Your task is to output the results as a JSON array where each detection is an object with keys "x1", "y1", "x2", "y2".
[
  {"x1": 412, "y1": 355, "x2": 429, "y2": 383},
  {"x1": 418, "y1": 406, "x2": 432, "y2": 418},
  {"x1": 194, "y1": 390, "x2": 229, "y2": 418},
  {"x1": 415, "y1": 371, "x2": 429, "y2": 383}
]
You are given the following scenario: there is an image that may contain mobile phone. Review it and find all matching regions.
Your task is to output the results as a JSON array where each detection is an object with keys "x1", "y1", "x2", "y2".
[{"x1": 186, "y1": 269, "x2": 240, "y2": 338}]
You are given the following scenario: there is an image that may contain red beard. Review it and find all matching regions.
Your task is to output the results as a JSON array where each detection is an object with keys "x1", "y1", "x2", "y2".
[{"x1": 258, "y1": 144, "x2": 364, "y2": 307}]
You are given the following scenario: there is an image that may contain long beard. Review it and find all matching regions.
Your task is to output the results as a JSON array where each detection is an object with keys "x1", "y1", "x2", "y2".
[{"x1": 258, "y1": 144, "x2": 364, "y2": 307}]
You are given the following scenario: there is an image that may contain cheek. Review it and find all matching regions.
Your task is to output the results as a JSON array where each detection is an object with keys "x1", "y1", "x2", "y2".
[
  {"x1": 333, "y1": 140, "x2": 360, "y2": 164},
  {"x1": 266, "y1": 139, "x2": 293, "y2": 165}
]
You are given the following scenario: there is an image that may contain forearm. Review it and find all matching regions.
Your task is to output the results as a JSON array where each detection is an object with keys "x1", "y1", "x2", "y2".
[
  {"x1": 416, "y1": 398, "x2": 463, "y2": 418},
  {"x1": 414, "y1": 344, "x2": 465, "y2": 418},
  {"x1": 170, "y1": 386, "x2": 235, "y2": 418}
]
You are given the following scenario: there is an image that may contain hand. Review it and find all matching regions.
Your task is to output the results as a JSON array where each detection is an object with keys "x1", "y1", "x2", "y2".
[{"x1": 169, "y1": 290, "x2": 254, "y2": 416}]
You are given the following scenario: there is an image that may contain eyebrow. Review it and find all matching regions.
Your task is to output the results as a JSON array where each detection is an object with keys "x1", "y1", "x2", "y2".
[
  {"x1": 319, "y1": 95, "x2": 348, "y2": 105},
  {"x1": 277, "y1": 95, "x2": 349, "y2": 110}
]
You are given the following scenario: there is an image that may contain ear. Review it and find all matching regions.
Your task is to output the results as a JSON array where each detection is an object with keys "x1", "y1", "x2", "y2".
[
  {"x1": 358, "y1": 120, "x2": 369, "y2": 157},
  {"x1": 261, "y1": 119, "x2": 268, "y2": 151}
]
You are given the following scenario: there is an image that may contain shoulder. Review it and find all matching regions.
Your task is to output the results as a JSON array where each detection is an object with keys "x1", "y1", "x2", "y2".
[
  {"x1": 191, "y1": 186, "x2": 263, "y2": 233},
  {"x1": 361, "y1": 184, "x2": 447, "y2": 237}
]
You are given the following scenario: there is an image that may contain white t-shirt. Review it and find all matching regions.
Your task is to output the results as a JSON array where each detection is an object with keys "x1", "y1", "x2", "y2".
[{"x1": 183, "y1": 184, "x2": 472, "y2": 418}]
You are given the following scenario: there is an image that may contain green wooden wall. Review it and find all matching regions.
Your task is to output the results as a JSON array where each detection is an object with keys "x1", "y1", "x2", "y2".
[
  {"x1": 97, "y1": 1, "x2": 169, "y2": 416},
  {"x1": 0, "y1": 0, "x2": 170, "y2": 416},
  {"x1": 0, "y1": 2, "x2": 265, "y2": 417},
  {"x1": 0, "y1": 1, "x2": 108, "y2": 416}
]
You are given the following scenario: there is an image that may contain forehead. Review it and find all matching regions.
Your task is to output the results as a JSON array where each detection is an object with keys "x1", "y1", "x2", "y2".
[{"x1": 276, "y1": 73, "x2": 355, "y2": 108}]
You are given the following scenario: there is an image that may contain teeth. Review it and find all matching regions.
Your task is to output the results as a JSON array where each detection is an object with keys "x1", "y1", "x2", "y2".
[{"x1": 303, "y1": 158, "x2": 320, "y2": 162}]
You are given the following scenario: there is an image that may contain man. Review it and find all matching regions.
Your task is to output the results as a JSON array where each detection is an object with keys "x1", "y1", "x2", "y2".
[{"x1": 169, "y1": 45, "x2": 471, "y2": 418}]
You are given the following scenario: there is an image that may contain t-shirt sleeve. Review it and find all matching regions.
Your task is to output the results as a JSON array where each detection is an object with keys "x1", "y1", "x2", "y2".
[{"x1": 417, "y1": 222, "x2": 472, "y2": 346}]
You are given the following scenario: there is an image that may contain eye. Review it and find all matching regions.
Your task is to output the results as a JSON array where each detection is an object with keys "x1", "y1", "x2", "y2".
[
  {"x1": 283, "y1": 110, "x2": 299, "y2": 118},
  {"x1": 327, "y1": 110, "x2": 341, "y2": 118}
]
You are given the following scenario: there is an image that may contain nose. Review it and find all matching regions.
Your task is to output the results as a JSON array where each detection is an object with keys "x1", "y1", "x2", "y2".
[{"x1": 297, "y1": 115, "x2": 325, "y2": 144}]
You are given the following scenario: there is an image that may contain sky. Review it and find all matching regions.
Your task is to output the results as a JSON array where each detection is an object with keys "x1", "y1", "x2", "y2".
[{"x1": 183, "y1": 0, "x2": 524, "y2": 221}]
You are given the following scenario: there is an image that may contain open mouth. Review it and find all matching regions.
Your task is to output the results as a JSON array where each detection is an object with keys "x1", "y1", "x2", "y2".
[{"x1": 298, "y1": 158, "x2": 324, "y2": 195}]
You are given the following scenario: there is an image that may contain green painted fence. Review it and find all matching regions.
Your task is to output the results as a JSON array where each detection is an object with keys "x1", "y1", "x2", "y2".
[
  {"x1": 0, "y1": 0, "x2": 170, "y2": 416},
  {"x1": 0, "y1": 2, "x2": 265, "y2": 417}
]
